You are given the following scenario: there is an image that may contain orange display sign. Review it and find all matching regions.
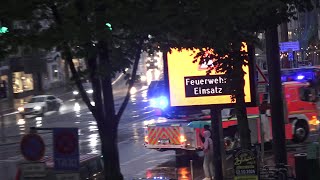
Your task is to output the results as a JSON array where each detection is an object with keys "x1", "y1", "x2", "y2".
[{"x1": 166, "y1": 43, "x2": 256, "y2": 107}]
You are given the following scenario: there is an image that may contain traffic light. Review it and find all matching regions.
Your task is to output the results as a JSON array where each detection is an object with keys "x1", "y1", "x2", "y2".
[
  {"x1": 0, "y1": 26, "x2": 8, "y2": 34},
  {"x1": 105, "y1": 23, "x2": 112, "y2": 31}
]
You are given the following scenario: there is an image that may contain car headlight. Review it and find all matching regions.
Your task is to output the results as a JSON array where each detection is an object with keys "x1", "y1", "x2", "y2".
[
  {"x1": 86, "y1": 89, "x2": 93, "y2": 94},
  {"x1": 130, "y1": 87, "x2": 137, "y2": 94},
  {"x1": 73, "y1": 91, "x2": 79, "y2": 95},
  {"x1": 18, "y1": 107, "x2": 24, "y2": 112},
  {"x1": 33, "y1": 106, "x2": 42, "y2": 110}
]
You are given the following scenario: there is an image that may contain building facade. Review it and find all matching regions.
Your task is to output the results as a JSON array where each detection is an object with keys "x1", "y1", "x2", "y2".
[{"x1": 0, "y1": 50, "x2": 66, "y2": 100}]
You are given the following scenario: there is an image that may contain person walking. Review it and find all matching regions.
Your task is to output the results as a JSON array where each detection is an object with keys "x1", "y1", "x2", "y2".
[
  {"x1": 259, "y1": 100, "x2": 271, "y2": 142},
  {"x1": 202, "y1": 130, "x2": 214, "y2": 180},
  {"x1": 199, "y1": 125, "x2": 212, "y2": 143}
]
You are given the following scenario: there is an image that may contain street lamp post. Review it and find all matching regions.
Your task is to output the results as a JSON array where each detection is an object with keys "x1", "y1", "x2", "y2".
[{"x1": 265, "y1": 25, "x2": 288, "y2": 166}]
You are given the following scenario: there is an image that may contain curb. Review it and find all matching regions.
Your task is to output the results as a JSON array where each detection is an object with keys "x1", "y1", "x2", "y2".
[{"x1": 0, "y1": 140, "x2": 19, "y2": 146}]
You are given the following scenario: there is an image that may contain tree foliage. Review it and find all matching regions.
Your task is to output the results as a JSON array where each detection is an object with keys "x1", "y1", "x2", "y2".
[{"x1": 1, "y1": 0, "x2": 317, "y2": 178}]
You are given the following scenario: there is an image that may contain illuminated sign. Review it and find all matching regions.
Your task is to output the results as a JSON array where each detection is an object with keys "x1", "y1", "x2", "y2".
[{"x1": 166, "y1": 42, "x2": 256, "y2": 107}]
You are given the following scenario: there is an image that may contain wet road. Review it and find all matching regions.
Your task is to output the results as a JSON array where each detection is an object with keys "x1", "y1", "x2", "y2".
[{"x1": 0, "y1": 86, "x2": 200, "y2": 179}]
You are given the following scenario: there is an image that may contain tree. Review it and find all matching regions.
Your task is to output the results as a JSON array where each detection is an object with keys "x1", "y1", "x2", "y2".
[
  {"x1": 144, "y1": 0, "x2": 315, "y2": 149},
  {"x1": 1, "y1": 0, "x2": 152, "y2": 179},
  {"x1": 2, "y1": 0, "x2": 316, "y2": 179}
]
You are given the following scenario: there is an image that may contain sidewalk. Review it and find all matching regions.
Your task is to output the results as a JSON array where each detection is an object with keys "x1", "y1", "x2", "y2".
[{"x1": 193, "y1": 147, "x2": 308, "y2": 180}]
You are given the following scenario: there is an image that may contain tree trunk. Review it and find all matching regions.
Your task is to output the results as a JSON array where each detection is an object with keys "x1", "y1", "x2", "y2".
[
  {"x1": 234, "y1": 58, "x2": 251, "y2": 149},
  {"x1": 100, "y1": 118, "x2": 123, "y2": 180},
  {"x1": 235, "y1": 95, "x2": 251, "y2": 149},
  {"x1": 96, "y1": 40, "x2": 123, "y2": 180}
]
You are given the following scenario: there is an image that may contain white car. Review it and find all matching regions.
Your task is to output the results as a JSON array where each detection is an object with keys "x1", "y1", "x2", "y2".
[
  {"x1": 73, "y1": 82, "x2": 93, "y2": 99},
  {"x1": 18, "y1": 95, "x2": 63, "y2": 117}
]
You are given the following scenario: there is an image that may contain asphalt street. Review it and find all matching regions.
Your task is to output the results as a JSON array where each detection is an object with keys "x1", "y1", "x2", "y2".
[
  {"x1": 0, "y1": 85, "x2": 202, "y2": 180},
  {"x1": 0, "y1": 81, "x2": 315, "y2": 179}
]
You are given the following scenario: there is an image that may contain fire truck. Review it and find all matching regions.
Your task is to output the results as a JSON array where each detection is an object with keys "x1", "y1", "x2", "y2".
[{"x1": 144, "y1": 67, "x2": 320, "y2": 155}]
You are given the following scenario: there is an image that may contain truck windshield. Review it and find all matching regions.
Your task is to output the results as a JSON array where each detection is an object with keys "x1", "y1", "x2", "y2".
[{"x1": 299, "y1": 87, "x2": 317, "y2": 102}]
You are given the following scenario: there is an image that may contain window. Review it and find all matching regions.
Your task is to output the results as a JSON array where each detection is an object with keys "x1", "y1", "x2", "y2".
[
  {"x1": 47, "y1": 96, "x2": 56, "y2": 100},
  {"x1": 52, "y1": 64, "x2": 59, "y2": 81},
  {"x1": 299, "y1": 87, "x2": 317, "y2": 102},
  {"x1": 29, "y1": 97, "x2": 46, "y2": 103},
  {"x1": 12, "y1": 72, "x2": 34, "y2": 93}
]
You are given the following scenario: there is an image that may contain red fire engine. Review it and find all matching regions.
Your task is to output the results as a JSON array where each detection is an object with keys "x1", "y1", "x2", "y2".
[{"x1": 144, "y1": 67, "x2": 319, "y2": 154}]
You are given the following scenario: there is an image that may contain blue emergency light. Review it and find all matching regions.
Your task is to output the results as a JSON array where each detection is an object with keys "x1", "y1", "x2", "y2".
[
  {"x1": 150, "y1": 96, "x2": 169, "y2": 109},
  {"x1": 281, "y1": 69, "x2": 315, "y2": 82}
]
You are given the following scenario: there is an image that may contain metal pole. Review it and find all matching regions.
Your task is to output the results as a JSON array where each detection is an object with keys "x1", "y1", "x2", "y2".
[
  {"x1": 0, "y1": 111, "x2": 5, "y2": 142},
  {"x1": 190, "y1": 160, "x2": 194, "y2": 180},
  {"x1": 265, "y1": 26, "x2": 288, "y2": 165},
  {"x1": 211, "y1": 107, "x2": 224, "y2": 180},
  {"x1": 259, "y1": 113, "x2": 265, "y2": 164}
]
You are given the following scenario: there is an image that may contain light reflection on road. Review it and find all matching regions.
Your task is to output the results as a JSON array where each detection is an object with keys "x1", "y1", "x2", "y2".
[
  {"x1": 145, "y1": 167, "x2": 192, "y2": 180},
  {"x1": 35, "y1": 117, "x2": 42, "y2": 127},
  {"x1": 88, "y1": 133, "x2": 99, "y2": 154}
]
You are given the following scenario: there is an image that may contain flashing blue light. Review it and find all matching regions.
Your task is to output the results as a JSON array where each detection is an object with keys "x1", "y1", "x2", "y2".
[
  {"x1": 150, "y1": 96, "x2": 169, "y2": 109},
  {"x1": 158, "y1": 96, "x2": 168, "y2": 109},
  {"x1": 150, "y1": 99, "x2": 157, "y2": 107},
  {"x1": 297, "y1": 75, "x2": 305, "y2": 80}
]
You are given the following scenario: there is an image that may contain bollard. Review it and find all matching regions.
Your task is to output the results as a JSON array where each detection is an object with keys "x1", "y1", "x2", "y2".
[
  {"x1": 295, "y1": 153, "x2": 308, "y2": 180},
  {"x1": 307, "y1": 142, "x2": 320, "y2": 180},
  {"x1": 190, "y1": 160, "x2": 194, "y2": 180}
]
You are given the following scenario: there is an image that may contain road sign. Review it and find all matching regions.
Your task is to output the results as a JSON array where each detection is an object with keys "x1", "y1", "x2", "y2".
[
  {"x1": 20, "y1": 133, "x2": 45, "y2": 161},
  {"x1": 21, "y1": 162, "x2": 46, "y2": 178},
  {"x1": 53, "y1": 128, "x2": 79, "y2": 171},
  {"x1": 234, "y1": 149, "x2": 258, "y2": 180},
  {"x1": 288, "y1": 51, "x2": 294, "y2": 61},
  {"x1": 256, "y1": 64, "x2": 268, "y2": 84},
  {"x1": 166, "y1": 42, "x2": 256, "y2": 108},
  {"x1": 279, "y1": 41, "x2": 300, "y2": 52}
]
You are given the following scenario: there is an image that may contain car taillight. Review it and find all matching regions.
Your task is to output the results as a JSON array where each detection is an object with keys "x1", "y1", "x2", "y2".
[{"x1": 179, "y1": 135, "x2": 186, "y2": 143}]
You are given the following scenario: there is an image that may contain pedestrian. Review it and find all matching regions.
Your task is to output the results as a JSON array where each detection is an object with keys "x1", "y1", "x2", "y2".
[
  {"x1": 199, "y1": 125, "x2": 211, "y2": 143},
  {"x1": 202, "y1": 130, "x2": 214, "y2": 180},
  {"x1": 259, "y1": 100, "x2": 271, "y2": 142}
]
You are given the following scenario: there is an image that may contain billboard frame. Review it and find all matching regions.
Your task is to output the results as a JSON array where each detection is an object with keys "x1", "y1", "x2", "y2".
[{"x1": 163, "y1": 44, "x2": 257, "y2": 110}]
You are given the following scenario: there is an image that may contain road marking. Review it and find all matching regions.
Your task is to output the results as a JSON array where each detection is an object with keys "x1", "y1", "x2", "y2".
[{"x1": 3, "y1": 111, "x2": 19, "y2": 117}]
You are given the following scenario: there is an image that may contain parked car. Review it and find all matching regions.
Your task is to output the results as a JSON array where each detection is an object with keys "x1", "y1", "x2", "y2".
[
  {"x1": 18, "y1": 95, "x2": 63, "y2": 117},
  {"x1": 73, "y1": 82, "x2": 93, "y2": 99}
]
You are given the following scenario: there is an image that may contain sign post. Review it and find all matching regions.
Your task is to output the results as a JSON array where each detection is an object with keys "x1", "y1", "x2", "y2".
[
  {"x1": 53, "y1": 128, "x2": 79, "y2": 171},
  {"x1": 20, "y1": 133, "x2": 46, "y2": 179},
  {"x1": 211, "y1": 107, "x2": 225, "y2": 179},
  {"x1": 165, "y1": 43, "x2": 256, "y2": 180},
  {"x1": 20, "y1": 133, "x2": 45, "y2": 161}
]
